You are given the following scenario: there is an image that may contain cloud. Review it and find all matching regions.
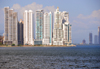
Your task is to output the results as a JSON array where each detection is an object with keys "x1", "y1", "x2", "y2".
[
  {"x1": 0, "y1": 2, "x2": 56, "y2": 35},
  {"x1": 91, "y1": 10, "x2": 100, "y2": 19},
  {"x1": 77, "y1": 9, "x2": 100, "y2": 19},
  {"x1": 73, "y1": 9, "x2": 100, "y2": 30},
  {"x1": 11, "y1": 2, "x2": 56, "y2": 20},
  {"x1": 44, "y1": 6, "x2": 56, "y2": 12},
  {"x1": 12, "y1": 4, "x2": 21, "y2": 10},
  {"x1": 0, "y1": 2, "x2": 99, "y2": 43},
  {"x1": 71, "y1": 10, "x2": 100, "y2": 43}
]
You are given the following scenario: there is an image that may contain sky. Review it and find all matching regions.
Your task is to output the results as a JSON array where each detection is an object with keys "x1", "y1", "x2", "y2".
[{"x1": 0, "y1": 0, "x2": 100, "y2": 44}]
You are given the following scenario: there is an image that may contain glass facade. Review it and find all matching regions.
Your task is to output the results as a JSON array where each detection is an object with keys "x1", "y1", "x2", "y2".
[
  {"x1": 36, "y1": 10, "x2": 44, "y2": 40},
  {"x1": 49, "y1": 14, "x2": 52, "y2": 43}
]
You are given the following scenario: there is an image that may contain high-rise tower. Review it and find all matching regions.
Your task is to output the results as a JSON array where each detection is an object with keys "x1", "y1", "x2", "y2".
[
  {"x1": 43, "y1": 12, "x2": 52, "y2": 45},
  {"x1": 34, "y1": 10, "x2": 44, "y2": 45},
  {"x1": 98, "y1": 27, "x2": 100, "y2": 44},
  {"x1": 89, "y1": 33, "x2": 92, "y2": 44},
  {"x1": 62, "y1": 11, "x2": 72, "y2": 45},
  {"x1": 18, "y1": 19, "x2": 24, "y2": 45},
  {"x1": 23, "y1": 10, "x2": 33, "y2": 45},
  {"x1": 3, "y1": 7, "x2": 18, "y2": 45},
  {"x1": 53, "y1": 7, "x2": 63, "y2": 45},
  {"x1": 36, "y1": 10, "x2": 44, "y2": 40}
]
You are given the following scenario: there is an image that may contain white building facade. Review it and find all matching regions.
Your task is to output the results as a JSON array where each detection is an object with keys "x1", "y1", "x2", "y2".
[
  {"x1": 23, "y1": 10, "x2": 33, "y2": 45},
  {"x1": 43, "y1": 12, "x2": 52, "y2": 45},
  {"x1": 62, "y1": 11, "x2": 72, "y2": 45},
  {"x1": 3, "y1": 7, "x2": 18, "y2": 45},
  {"x1": 53, "y1": 7, "x2": 64, "y2": 45}
]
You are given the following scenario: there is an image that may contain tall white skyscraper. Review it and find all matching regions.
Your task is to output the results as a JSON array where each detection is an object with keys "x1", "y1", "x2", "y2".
[
  {"x1": 43, "y1": 12, "x2": 52, "y2": 45},
  {"x1": 3, "y1": 7, "x2": 18, "y2": 45},
  {"x1": 62, "y1": 11, "x2": 72, "y2": 45},
  {"x1": 23, "y1": 10, "x2": 33, "y2": 45},
  {"x1": 53, "y1": 7, "x2": 63, "y2": 45}
]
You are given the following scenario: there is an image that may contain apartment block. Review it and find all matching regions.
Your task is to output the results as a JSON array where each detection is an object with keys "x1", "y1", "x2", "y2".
[
  {"x1": 3, "y1": 7, "x2": 18, "y2": 45},
  {"x1": 23, "y1": 10, "x2": 33, "y2": 45},
  {"x1": 18, "y1": 19, "x2": 24, "y2": 45},
  {"x1": 36, "y1": 10, "x2": 44, "y2": 40},
  {"x1": 53, "y1": 7, "x2": 63, "y2": 45},
  {"x1": 98, "y1": 27, "x2": 100, "y2": 44},
  {"x1": 43, "y1": 12, "x2": 52, "y2": 45},
  {"x1": 62, "y1": 11, "x2": 72, "y2": 45}
]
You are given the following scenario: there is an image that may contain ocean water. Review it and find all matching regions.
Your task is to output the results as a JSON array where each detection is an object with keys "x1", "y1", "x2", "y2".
[{"x1": 0, "y1": 45, "x2": 100, "y2": 69}]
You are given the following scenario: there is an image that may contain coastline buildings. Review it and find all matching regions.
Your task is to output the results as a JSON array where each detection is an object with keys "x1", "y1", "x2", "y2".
[
  {"x1": 3, "y1": 7, "x2": 18, "y2": 45},
  {"x1": 82, "y1": 39, "x2": 86, "y2": 44},
  {"x1": 43, "y1": 12, "x2": 52, "y2": 45},
  {"x1": 23, "y1": 10, "x2": 33, "y2": 45},
  {"x1": 53, "y1": 7, "x2": 72, "y2": 45},
  {"x1": 98, "y1": 27, "x2": 100, "y2": 44},
  {"x1": 94, "y1": 35, "x2": 98, "y2": 44},
  {"x1": 0, "y1": 35, "x2": 3, "y2": 44},
  {"x1": 62, "y1": 11, "x2": 72, "y2": 45},
  {"x1": 18, "y1": 19, "x2": 24, "y2": 45},
  {"x1": 89, "y1": 33, "x2": 92, "y2": 44},
  {"x1": 35, "y1": 10, "x2": 44, "y2": 45},
  {"x1": 3, "y1": 6, "x2": 73, "y2": 46},
  {"x1": 53, "y1": 7, "x2": 63, "y2": 45}
]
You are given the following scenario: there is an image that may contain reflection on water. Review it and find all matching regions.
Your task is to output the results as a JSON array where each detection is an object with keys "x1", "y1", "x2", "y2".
[{"x1": 0, "y1": 46, "x2": 100, "y2": 69}]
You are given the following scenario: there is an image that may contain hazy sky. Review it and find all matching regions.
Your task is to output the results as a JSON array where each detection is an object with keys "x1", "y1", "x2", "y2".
[{"x1": 0, "y1": 0, "x2": 100, "y2": 43}]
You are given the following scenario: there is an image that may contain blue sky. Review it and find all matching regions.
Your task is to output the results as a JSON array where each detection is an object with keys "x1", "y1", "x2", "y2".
[{"x1": 0, "y1": 0, "x2": 100, "y2": 43}]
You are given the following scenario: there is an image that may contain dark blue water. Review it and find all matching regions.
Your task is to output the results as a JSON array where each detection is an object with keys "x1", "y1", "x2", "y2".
[{"x1": 0, "y1": 45, "x2": 100, "y2": 69}]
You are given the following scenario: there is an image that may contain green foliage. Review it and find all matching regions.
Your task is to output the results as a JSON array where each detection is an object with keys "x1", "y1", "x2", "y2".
[
  {"x1": 12, "y1": 44, "x2": 15, "y2": 46},
  {"x1": 0, "y1": 42, "x2": 2, "y2": 45}
]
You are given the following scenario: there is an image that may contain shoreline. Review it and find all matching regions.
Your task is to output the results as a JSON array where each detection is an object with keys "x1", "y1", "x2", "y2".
[{"x1": 0, "y1": 45, "x2": 76, "y2": 47}]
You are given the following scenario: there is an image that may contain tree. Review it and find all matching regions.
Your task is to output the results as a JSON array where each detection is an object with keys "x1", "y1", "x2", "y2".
[{"x1": 12, "y1": 44, "x2": 15, "y2": 46}]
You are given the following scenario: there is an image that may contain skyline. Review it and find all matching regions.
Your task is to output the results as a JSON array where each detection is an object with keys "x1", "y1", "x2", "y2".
[
  {"x1": 0, "y1": 0, "x2": 100, "y2": 43},
  {"x1": 3, "y1": 7, "x2": 72, "y2": 45}
]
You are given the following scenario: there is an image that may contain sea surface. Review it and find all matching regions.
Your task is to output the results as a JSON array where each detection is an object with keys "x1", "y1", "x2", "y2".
[{"x1": 0, "y1": 45, "x2": 100, "y2": 69}]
